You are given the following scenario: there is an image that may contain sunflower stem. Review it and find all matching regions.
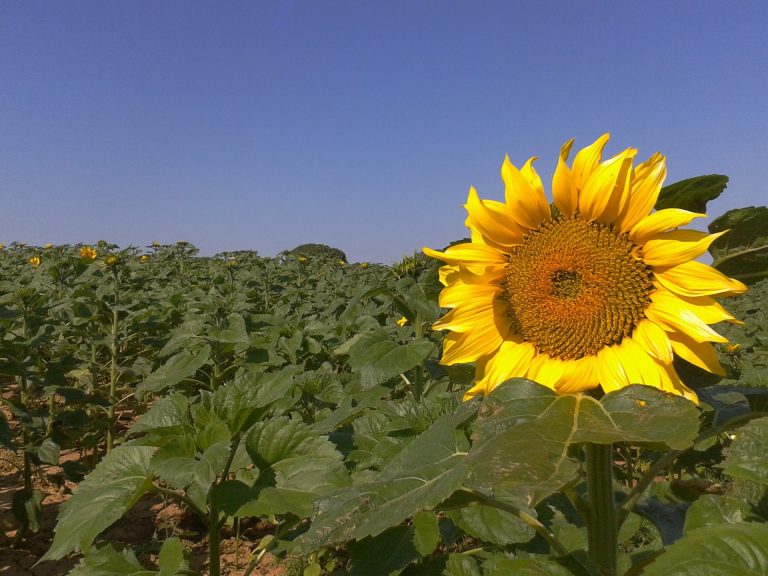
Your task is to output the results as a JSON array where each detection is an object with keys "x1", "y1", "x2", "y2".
[{"x1": 586, "y1": 442, "x2": 617, "y2": 576}]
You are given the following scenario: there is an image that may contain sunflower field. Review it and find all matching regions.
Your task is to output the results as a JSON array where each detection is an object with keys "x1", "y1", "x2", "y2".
[{"x1": 2, "y1": 141, "x2": 768, "y2": 576}]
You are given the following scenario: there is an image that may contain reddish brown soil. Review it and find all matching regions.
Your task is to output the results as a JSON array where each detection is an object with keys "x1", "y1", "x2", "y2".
[{"x1": 0, "y1": 446, "x2": 286, "y2": 576}]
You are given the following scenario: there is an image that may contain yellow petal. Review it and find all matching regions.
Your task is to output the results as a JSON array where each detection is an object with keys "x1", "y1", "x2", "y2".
[
  {"x1": 555, "y1": 357, "x2": 598, "y2": 393},
  {"x1": 433, "y1": 296, "x2": 498, "y2": 332},
  {"x1": 438, "y1": 275, "x2": 500, "y2": 308},
  {"x1": 645, "y1": 291, "x2": 728, "y2": 343},
  {"x1": 465, "y1": 187, "x2": 526, "y2": 249},
  {"x1": 616, "y1": 152, "x2": 666, "y2": 232},
  {"x1": 441, "y1": 314, "x2": 511, "y2": 365},
  {"x1": 654, "y1": 289, "x2": 739, "y2": 325},
  {"x1": 501, "y1": 156, "x2": 551, "y2": 229},
  {"x1": 597, "y1": 345, "x2": 628, "y2": 393},
  {"x1": 552, "y1": 139, "x2": 576, "y2": 217},
  {"x1": 630, "y1": 208, "x2": 705, "y2": 245},
  {"x1": 465, "y1": 341, "x2": 536, "y2": 399},
  {"x1": 571, "y1": 133, "x2": 610, "y2": 191},
  {"x1": 423, "y1": 242, "x2": 506, "y2": 267},
  {"x1": 632, "y1": 319, "x2": 673, "y2": 363},
  {"x1": 668, "y1": 332, "x2": 726, "y2": 377},
  {"x1": 579, "y1": 148, "x2": 636, "y2": 223},
  {"x1": 617, "y1": 338, "x2": 664, "y2": 389},
  {"x1": 654, "y1": 261, "x2": 748, "y2": 297},
  {"x1": 642, "y1": 229, "x2": 729, "y2": 268},
  {"x1": 527, "y1": 353, "x2": 566, "y2": 389}
]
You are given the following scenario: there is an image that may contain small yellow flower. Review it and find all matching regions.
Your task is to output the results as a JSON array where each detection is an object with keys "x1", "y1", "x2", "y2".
[
  {"x1": 44, "y1": 243, "x2": 54, "y2": 249},
  {"x1": 397, "y1": 316, "x2": 409, "y2": 327},
  {"x1": 0, "y1": 244, "x2": 5, "y2": 250},
  {"x1": 338, "y1": 259, "x2": 346, "y2": 267},
  {"x1": 140, "y1": 255, "x2": 150, "y2": 263},
  {"x1": 360, "y1": 262, "x2": 369, "y2": 269},
  {"x1": 104, "y1": 255, "x2": 119, "y2": 267},
  {"x1": 724, "y1": 343, "x2": 741, "y2": 354},
  {"x1": 29, "y1": 256, "x2": 41, "y2": 267},
  {"x1": 80, "y1": 246, "x2": 97, "y2": 260},
  {"x1": 298, "y1": 256, "x2": 308, "y2": 263},
  {"x1": 151, "y1": 241, "x2": 161, "y2": 248}
]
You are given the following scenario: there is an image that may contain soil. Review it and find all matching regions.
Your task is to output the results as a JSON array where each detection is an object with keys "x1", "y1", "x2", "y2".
[{"x1": 0, "y1": 447, "x2": 287, "y2": 576}]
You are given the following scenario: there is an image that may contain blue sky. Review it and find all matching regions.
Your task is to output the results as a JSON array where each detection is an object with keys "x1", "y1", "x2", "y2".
[{"x1": 2, "y1": 1, "x2": 766, "y2": 263}]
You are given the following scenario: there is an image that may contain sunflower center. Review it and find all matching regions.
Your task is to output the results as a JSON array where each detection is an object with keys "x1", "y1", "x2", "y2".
[{"x1": 503, "y1": 216, "x2": 653, "y2": 360}]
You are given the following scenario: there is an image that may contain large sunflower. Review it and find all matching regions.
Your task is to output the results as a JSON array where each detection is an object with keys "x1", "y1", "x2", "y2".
[{"x1": 424, "y1": 134, "x2": 747, "y2": 402}]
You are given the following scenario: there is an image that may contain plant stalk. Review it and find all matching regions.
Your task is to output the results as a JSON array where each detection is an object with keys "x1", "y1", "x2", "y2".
[{"x1": 586, "y1": 443, "x2": 618, "y2": 576}]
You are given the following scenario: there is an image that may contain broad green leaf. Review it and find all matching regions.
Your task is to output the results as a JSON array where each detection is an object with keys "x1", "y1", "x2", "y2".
[
  {"x1": 136, "y1": 344, "x2": 211, "y2": 397},
  {"x1": 481, "y1": 555, "x2": 574, "y2": 576},
  {"x1": 643, "y1": 522, "x2": 768, "y2": 576},
  {"x1": 348, "y1": 526, "x2": 420, "y2": 576},
  {"x1": 444, "y1": 554, "x2": 480, "y2": 576},
  {"x1": 655, "y1": 174, "x2": 728, "y2": 213},
  {"x1": 36, "y1": 437, "x2": 60, "y2": 465},
  {"x1": 684, "y1": 495, "x2": 753, "y2": 532},
  {"x1": 292, "y1": 408, "x2": 474, "y2": 554},
  {"x1": 243, "y1": 418, "x2": 349, "y2": 516},
  {"x1": 709, "y1": 206, "x2": 768, "y2": 285},
  {"x1": 68, "y1": 543, "x2": 154, "y2": 576},
  {"x1": 719, "y1": 417, "x2": 768, "y2": 487},
  {"x1": 41, "y1": 445, "x2": 156, "y2": 561},
  {"x1": 466, "y1": 383, "x2": 699, "y2": 510},
  {"x1": 158, "y1": 537, "x2": 187, "y2": 576},
  {"x1": 348, "y1": 330, "x2": 434, "y2": 388},
  {"x1": 127, "y1": 393, "x2": 188, "y2": 437},
  {"x1": 413, "y1": 510, "x2": 441, "y2": 556},
  {"x1": 447, "y1": 503, "x2": 534, "y2": 545}
]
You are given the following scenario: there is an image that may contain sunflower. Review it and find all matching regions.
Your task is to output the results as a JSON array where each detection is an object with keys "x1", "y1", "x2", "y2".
[
  {"x1": 80, "y1": 245, "x2": 98, "y2": 260},
  {"x1": 424, "y1": 134, "x2": 746, "y2": 402}
]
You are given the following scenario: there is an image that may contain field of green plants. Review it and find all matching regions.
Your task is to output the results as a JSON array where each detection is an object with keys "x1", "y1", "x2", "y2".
[{"x1": 1, "y1": 176, "x2": 767, "y2": 576}]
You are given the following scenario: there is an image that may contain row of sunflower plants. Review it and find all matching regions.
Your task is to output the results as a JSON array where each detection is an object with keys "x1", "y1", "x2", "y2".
[{"x1": 2, "y1": 146, "x2": 767, "y2": 575}]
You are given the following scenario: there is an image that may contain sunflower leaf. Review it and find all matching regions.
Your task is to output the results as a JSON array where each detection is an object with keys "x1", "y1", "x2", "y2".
[
  {"x1": 718, "y1": 416, "x2": 768, "y2": 487},
  {"x1": 655, "y1": 174, "x2": 728, "y2": 213},
  {"x1": 642, "y1": 523, "x2": 768, "y2": 576},
  {"x1": 708, "y1": 206, "x2": 768, "y2": 285}
]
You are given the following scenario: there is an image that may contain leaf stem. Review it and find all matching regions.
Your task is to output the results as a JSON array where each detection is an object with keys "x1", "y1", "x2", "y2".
[{"x1": 460, "y1": 487, "x2": 570, "y2": 557}]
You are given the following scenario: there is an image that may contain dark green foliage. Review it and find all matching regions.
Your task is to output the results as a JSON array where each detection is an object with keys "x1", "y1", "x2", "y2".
[{"x1": 287, "y1": 243, "x2": 347, "y2": 262}]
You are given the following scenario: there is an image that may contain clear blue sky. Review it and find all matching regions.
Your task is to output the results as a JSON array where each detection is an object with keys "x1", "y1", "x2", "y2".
[{"x1": 2, "y1": 1, "x2": 766, "y2": 263}]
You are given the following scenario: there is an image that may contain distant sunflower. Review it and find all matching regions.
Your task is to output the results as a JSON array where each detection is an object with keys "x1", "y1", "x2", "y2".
[
  {"x1": 424, "y1": 134, "x2": 746, "y2": 402},
  {"x1": 80, "y1": 246, "x2": 97, "y2": 260}
]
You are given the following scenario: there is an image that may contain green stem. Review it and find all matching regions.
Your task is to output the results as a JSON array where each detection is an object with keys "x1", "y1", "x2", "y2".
[
  {"x1": 586, "y1": 443, "x2": 618, "y2": 576},
  {"x1": 413, "y1": 312, "x2": 424, "y2": 401},
  {"x1": 106, "y1": 305, "x2": 119, "y2": 453},
  {"x1": 208, "y1": 500, "x2": 221, "y2": 576}
]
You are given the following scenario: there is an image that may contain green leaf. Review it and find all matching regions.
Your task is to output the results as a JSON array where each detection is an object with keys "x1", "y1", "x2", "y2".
[
  {"x1": 293, "y1": 408, "x2": 474, "y2": 554},
  {"x1": 708, "y1": 206, "x2": 768, "y2": 285},
  {"x1": 243, "y1": 418, "x2": 349, "y2": 517},
  {"x1": 447, "y1": 503, "x2": 534, "y2": 545},
  {"x1": 655, "y1": 175, "x2": 728, "y2": 213},
  {"x1": 719, "y1": 416, "x2": 768, "y2": 487},
  {"x1": 41, "y1": 445, "x2": 156, "y2": 562},
  {"x1": 136, "y1": 344, "x2": 211, "y2": 398},
  {"x1": 413, "y1": 510, "x2": 441, "y2": 556},
  {"x1": 466, "y1": 382, "x2": 699, "y2": 510},
  {"x1": 443, "y1": 554, "x2": 480, "y2": 576},
  {"x1": 127, "y1": 393, "x2": 188, "y2": 437},
  {"x1": 643, "y1": 523, "x2": 768, "y2": 575},
  {"x1": 68, "y1": 543, "x2": 154, "y2": 576},
  {"x1": 348, "y1": 330, "x2": 434, "y2": 388},
  {"x1": 684, "y1": 495, "x2": 753, "y2": 532},
  {"x1": 36, "y1": 437, "x2": 60, "y2": 465},
  {"x1": 481, "y1": 554, "x2": 575, "y2": 575},
  {"x1": 348, "y1": 526, "x2": 420, "y2": 576},
  {"x1": 158, "y1": 537, "x2": 187, "y2": 576}
]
